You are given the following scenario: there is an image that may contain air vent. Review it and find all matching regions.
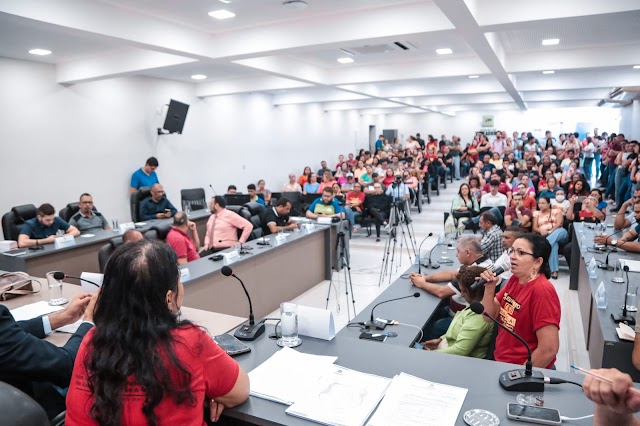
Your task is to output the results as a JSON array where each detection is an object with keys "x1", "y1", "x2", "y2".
[{"x1": 347, "y1": 42, "x2": 416, "y2": 56}]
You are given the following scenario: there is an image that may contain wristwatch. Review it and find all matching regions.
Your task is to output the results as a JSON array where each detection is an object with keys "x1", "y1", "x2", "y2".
[{"x1": 611, "y1": 239, "x2": 618, "y2": 246}]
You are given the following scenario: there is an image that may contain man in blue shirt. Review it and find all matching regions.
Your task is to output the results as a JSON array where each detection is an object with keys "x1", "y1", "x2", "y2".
[
  {"x1": 139, "y1": 184, "x2": 177, "y2": 221},
  {"x1": 18, "y1": 203, "x2": 80, "y2": 247},
  {"x1": 305, "y1": 187, "x2": 345, "y2": 220},
  {"x1": 130, "y1": 157, "x2": 159, "y2": 194},
  {"x1": 247, "y1": 184, "x2": 265, "y2": 206}
]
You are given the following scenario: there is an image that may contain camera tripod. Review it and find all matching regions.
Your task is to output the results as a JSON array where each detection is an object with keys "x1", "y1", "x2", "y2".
[
  {"x1": 325, "y1": 218, "x2": 356, "y2": 321},
  {"x1": 378, "y1": 196, "x2": 418, "y2": 287}
]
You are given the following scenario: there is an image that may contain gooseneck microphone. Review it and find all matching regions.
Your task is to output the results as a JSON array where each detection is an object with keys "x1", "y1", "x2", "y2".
[
  {"x1": 469, "y1": 302, "x2": 544, "y2": 392},
  {"x1": 425, "y1": 243, "x2": 452, "y2": 269},
  {"x1": 469, "y1": 265, "x2": 510, "y2": 291},
  {"x1": 612, "y1": 265, "x2": 635, "y2": 325},
  {"x1": 416, "y1": 233, "x2": 434, "y2": 274},
  {"x1": 221, "y1": 266, "x2": 265, "y2": 340},
  {"x1": 363, "y1": 293, "x2": 420, "y2": 330},
  {"x1": 53, "y1": 271, "x2": 100, "y2": 288},
  {"x1": 219, "y1": 239, "x2": 252, "y2": 255},
  {"x1": 209, "y1": 184, "x2": 217, "y2": 195}
]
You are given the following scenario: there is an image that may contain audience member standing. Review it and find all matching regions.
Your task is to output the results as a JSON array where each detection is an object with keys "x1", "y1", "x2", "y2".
[{"x1": 130, "y1": 157, "x2": 159, "y2": 194}]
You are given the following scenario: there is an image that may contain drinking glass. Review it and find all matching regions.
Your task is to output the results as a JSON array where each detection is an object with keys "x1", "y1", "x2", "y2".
[
  {"x1": 277, "y1": 302, "x2": 302, "y2": 348},
  {"x1": 626, "y1": 292, "x2": 637, "y2": 312},
  {"x1": 46, "y1": 271, "x2": 68, "y2": 306}
]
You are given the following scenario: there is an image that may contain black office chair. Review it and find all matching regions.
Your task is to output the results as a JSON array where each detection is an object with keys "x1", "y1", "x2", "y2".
[
  {"x1": 301, "y1": 193, "x2": 320, "y2": 213},
  {"x1": 98, "y1": 236, "x2": 124, "y2": 273},
  {"x1": 180, "y1": 188, "x2": 206, "y2": 211},
  {"x1": 270, "y1": 192, "x2": 282, "y2": 205},
  {"x1": 130, "y1": 187, "x2": 152, "y2": 222},
  {"x1": 59, "y1": 202, "x2": 98, "y2": 222},
  {"x1": 224, "y1": 194, "x2": 251, "y2": 206},
  {"x1": 2, "y1": 204, "x2": 37, "y2": 241},
  {"x1": 280, "y1": 192, "x2": 304, "y2": 215},
  {"x1": 151, "y1": 222, "x2": 172, "y2": 240},
  {"x1": 0, "y1": 381, "x2": 49, "y2": 426}
]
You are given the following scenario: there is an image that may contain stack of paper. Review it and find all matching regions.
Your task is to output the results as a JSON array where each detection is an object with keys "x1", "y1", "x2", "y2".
[
  {"x1": 367, "y1": 373, "x2": 468, "y2": 426},
  {"x1": 10, "y1": 301, "x2": 64, "y2": 321},
  {"x1": 286, "y1": 365, "x2": 391, "y2": 426},
  {"x1": 248, "y1": 347, "x2": 337, "y2": 405}
]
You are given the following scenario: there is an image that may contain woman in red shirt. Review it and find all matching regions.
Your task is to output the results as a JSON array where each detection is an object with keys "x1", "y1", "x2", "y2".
[
  {"x1": 478, "y1": 233, "x2": 561, "y2": 369},
  {"x1": 66, "y1": 241, "x2": 249, "y2": 426},
  {"x1": 382, "y1": 168, "x2": 395, "y2": 188}
]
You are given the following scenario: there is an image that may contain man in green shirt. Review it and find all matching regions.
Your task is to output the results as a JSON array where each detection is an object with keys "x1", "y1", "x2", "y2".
[{"x1": 420, "y1": 265, "x2": 494, "y2": 359}]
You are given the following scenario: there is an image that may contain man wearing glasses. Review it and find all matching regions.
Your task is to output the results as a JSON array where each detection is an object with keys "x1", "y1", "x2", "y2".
[
  {"x1": 69, "y1": 193, "x2": 110, "y2": 233},
  {"x1": 139, "y1": 184, "x2": 177, "y2": 221}
]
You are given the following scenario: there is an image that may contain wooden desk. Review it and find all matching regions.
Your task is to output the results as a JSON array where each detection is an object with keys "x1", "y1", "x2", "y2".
[{"x1": 3, "y1": 279, "x2": 246, "y2": 346}]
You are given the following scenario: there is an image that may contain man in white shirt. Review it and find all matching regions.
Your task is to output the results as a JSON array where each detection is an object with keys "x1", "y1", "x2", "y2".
[{"x1": 480, "y1": 180, "x2": 508, "y2": 208}]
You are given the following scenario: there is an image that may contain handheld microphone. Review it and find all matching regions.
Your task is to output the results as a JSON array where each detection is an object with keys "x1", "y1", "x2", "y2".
[
  {"x1": 52, "y1": 271, "x2": 100, "y2": 288},
  {"x1": 416, "y1": 233, "x2": 434, "y2": 274},
  {"x1": 218, "y1": 239, "x2": 252, "y2": 255},
  {"x1": 425, "y1": 243, "x2": 452, "y2": 269},
  {"x1": 469, "y1": 265, "x2": 510, "y2": 291},
  {"x1": 221, "y1": 266, "x2": 265, "y2": 340},
  {"x1": 469, "y1": 302, "x2": 544, "y2": 392},
  {"x1": 364, "y1": 293, "x2": 420, "y2": 330},
  {"x1": 612, "y1": 265, "x2": 635, "y2": 325}
]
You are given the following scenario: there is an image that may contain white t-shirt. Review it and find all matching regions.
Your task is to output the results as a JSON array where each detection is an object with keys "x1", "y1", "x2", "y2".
[{"x1": 480, "y1": 192, "x2": 508, "y2": 208}]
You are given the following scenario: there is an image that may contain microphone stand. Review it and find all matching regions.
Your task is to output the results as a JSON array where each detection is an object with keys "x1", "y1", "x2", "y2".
[
  {"x1": 612, "y1": 265, "x2": 635, "y2": 325},
  {"x1": 219, "y1": 239, "x2": 252, "y2": 255},
  {"x1": 424, "y1": 243, "x2": 451, "y2": 269},
  {"x1": 416, "y1": 233, "x2": 434, "y2": 274}
]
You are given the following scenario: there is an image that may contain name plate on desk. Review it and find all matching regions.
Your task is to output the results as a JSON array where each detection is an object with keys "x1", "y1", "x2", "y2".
[
  {"x1": 180, "y1": 268, "x2": 191, "y2": 283},
  {"x1": 274, "y1": 233, "x2": 287, "y2": 246},
  {"x1": 223, "y1": 251, "x2": 240, "y2": 265},
  {"x1": 119, "y1": 222, "x2": 136, "y2": 232},
  {"x1": 54, "y1": 235, "x2": 76, "y2": 249},
  {"x1": 303, "y1": 223, "x2": 316, "y2": 234}
]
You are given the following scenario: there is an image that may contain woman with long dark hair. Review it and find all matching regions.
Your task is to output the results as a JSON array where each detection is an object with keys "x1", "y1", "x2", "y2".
[
  {"x1": 478, "y1": 233, "x2": 561, "y2": 369},
  {"x1": 298, "y1": 166, "x2": 312, "y2": 187},
  {"x1": 66, "y1": 241, "x2": 249, "y2": 425}
]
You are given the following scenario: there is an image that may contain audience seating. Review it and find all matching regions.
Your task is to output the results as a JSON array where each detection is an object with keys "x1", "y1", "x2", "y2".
[
  {"x1": 130, "y1": 187, "x2": 152, "y2": 222},
  {"x1": 2, "y1": 204, "x2": 37, "y2": 241},
  {"x1": 0, "y1": 381, "x2": 49, "y2": 426},
  {"x1": 180, "y1": 188, "x2": 206, "y2": 211}
]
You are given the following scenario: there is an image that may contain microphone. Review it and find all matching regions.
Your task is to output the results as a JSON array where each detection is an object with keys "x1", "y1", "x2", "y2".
[
  {"x1": 612, "y1": 265, "x2": 635, "y2": 325},
  {"x1": 364, "y1": 293, "x2": 420, "y2": 330},
  {"x1": 469, "y1": 302, "x2": 544, "y2": 392},
  {"x1": 416, "y1": 233, "x2": 434, "y2": 274},
  {"x1": 469, "y1": 264, "x2": 510, "y2": 291},
  {"x1": 425, "y1": 242, "x2": 452, "y2": 269},
  {"x1": 218, "y1": 239, "x2": 252, "y2": 255},
  {"x1": 598, "y1": 222, "x2": 636, "y2": 270},
  {"x1": 52, "y1": 271, "x2": 100, "y2": 288},
  {"x1": 220, "y1": 266, "x2": 265, "y2": 340},
  {"x1": 209, "y1": 184, "x2": 217, "y2": 195}
]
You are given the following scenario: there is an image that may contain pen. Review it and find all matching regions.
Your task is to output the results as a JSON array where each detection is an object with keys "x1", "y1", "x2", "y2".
[{"x1": 571, "y1": 365, "x2": 640, "y2": 394}]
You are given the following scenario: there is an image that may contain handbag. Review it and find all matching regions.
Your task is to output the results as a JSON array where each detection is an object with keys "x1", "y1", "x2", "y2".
[{"x1": 0, "y1": 272, "x2": 41, "y2": 301}]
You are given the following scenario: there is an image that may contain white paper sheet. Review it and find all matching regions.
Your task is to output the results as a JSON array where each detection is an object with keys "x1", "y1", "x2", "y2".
[
  {"x1": 286, "y1": 365, "x2": 391, "y2": 426},
  {"x1": 80, "y1": 272, "x2": 103, "y2": 293},
  {"x1": 367, "y1": 372, "x2": 468, "y2": 426},
  {"x1": 298, "y1": 305, "x2": 335, "y2": 341},
  {"x1": 249, "y1": 347, "x2": 337, "y2": 405},
  {"x1": 10, "y1": 301, "x2": 64, "y2": 321},
  {"x1": 55, "y1": 319, "x2": 83, "y2": 334}
]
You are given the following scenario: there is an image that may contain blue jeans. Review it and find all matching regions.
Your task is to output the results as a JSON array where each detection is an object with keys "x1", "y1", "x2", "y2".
[
  {"x1": 618, "y1": 175, "x2": 632, "y2": 207},
  {"x1": 344, "y1": 207, "x2": 361, "y2": 227},
  {"x1": 614, "y1": 169, "x2": 627, "y2": 207},
  {"x1": 547, "y1": 228, "x2": 569, "y2": 273},
  {"x1": 472, "y1": 207, "x2": 503, "y2": 226},
  {"x1": 583, "y1": 157, "x2": 593, "y2": 182},
  {"x1": 594, "y1": 153, "x2": 602, "y2": 180},
  {"x1": 452, "y1": 156, "x2": 461, "y2": 179},
  {"x1": 606, "y1": 164, "x2": 617, "y2": 198}
]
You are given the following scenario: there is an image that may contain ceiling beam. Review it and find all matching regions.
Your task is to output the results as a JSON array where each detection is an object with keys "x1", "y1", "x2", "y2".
[{"x1": 195, "y1": 75, "x2": 312, "y2": 98}]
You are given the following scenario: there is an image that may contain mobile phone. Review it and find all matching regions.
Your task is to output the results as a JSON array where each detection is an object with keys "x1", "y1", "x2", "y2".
[
  {"x1": 506, "y1": 403, "x2": 561, "y2": 425},
  {"x1": 359, "y1": 332, "x2": 386, "y2": 342},
  {"x1": 213, "y1": 334, "x2": 251, "y2": 356}
]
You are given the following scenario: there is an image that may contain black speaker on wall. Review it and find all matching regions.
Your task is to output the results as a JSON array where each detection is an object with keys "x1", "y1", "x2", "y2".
[{"x1": 159, "y1": 99, "x2": 189, "y2": 134}]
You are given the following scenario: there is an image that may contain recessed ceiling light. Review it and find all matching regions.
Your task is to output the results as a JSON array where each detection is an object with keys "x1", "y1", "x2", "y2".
[
  {"x1": 337, "y1": 57, "x2": 354, "y2": 64},
  {"x1": 436, "y1": 48, "x2": 453, "y2": 55},
  {"x1": 219, "y1": 0, "x2": 232, "y2": 3},
  {"x1": 634, "y1": 65, "x2": 640, "y2": 69},
  {"x1": 468, "y1": 75, "x2": 479, "y2": 79},
  {"x1": 191, "y1": 74, "x2": 207, "y2": 80},
  {"x1": 208, "y1": 9, "x2": 235, "y2": 19},
  {"x1": 542, "y1": 70, "x2": 555, "y2": 74},
  {"x1": 282, "y1": 0, "x2": 308, "y2": 9},
  {"x1": 29, "y1": 48, "x2": 52, "y2": 56},
  {"x1": 542, "y1": 38, "x2": 560, "y2": 46}
]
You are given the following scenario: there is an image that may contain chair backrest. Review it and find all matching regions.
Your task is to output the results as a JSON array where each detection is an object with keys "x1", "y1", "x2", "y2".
[
  {"x1": 59, "y1": 202, "x2": 80, "y2": 222},
  {"x1": 2, "y1": 204, "x2": 37, "y2": 241},
  {"x1": 280, "y1": 192, "x2": 303, "y2": 214},
  {"x1": 180, "y1": 188, "x2": 206, "y2": 211},
  {"x1": 243, "y1": 201, "x2": 266, "y2": 216},
  {"x1": 151, "y1": 222, "x2": 172, "y2": 240},
  {"x1": 0, "y1": 381, "x2": 49, "y2": 426},
  {"x1": 130, "y1": 187, "x2": 152, "y2": 222},
  {"x1": 98, "y1": 236, "x2": 124, "y2": 273},
  {"x1": 224, "y1": 194, "x2": 251, "y2": 206}
]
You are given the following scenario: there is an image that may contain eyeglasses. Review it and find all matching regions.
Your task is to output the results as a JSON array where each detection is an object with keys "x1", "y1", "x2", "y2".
[{"x1": 507, "y1": 247, "x2": 535, "y2": 258}]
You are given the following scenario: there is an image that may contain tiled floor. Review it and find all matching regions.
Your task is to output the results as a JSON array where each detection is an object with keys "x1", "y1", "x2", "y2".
[{"x1": 270, "y1": 181, "x2": 590, "y2": 373}]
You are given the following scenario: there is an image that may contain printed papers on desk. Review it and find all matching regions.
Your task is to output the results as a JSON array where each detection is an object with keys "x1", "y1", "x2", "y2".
[{"x1": 367, "y1": 372, "x2": 468, "y2": 426}]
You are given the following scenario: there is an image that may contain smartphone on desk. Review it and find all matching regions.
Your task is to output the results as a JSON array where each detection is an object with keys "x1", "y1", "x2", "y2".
[
  {"x1": 506, "y1": 403, "x2": 561, "y2": 425},
  {"x1": 213, "y1": 334, "x2": 251, "y2": 356}
]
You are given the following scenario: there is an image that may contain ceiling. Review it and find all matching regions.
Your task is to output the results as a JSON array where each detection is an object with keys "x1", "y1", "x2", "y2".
[{"x1": 0, "y1": 0, "x2": 639, "y2": 115}]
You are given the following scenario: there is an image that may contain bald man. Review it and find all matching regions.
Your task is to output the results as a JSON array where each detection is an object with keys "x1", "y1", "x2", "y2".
[{"x1": 139, "y1": 184, "x2": 177, "y2": 221}]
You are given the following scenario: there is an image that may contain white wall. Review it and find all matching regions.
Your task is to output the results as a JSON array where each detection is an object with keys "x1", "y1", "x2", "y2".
[
  {"x1": 620, "y1": 100, "x2": 640, "y2": 140},
  {"x1": 0, "y1": 58, "x2": 367, "y2": 236},
  {"x1": 362, "y1": 107, "x2": 621, "y2": 146}
]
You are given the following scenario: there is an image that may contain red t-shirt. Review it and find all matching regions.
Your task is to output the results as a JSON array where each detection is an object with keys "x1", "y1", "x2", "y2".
[
  {"x1": 493, "y1": 275, "x2": 561, "y2": 369},
  {"x1": 166, "y1": 228, "x2": 200, "y2": 262},
  {"x1": 346, "y1": 191, "x2": 365, "y2": 212},
  {"x1": 66, "y1": 327, "x2": 240, "y2": 426},
  {"x1": 482, "y1": 182, "x2": 511, "y2": 196}
]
